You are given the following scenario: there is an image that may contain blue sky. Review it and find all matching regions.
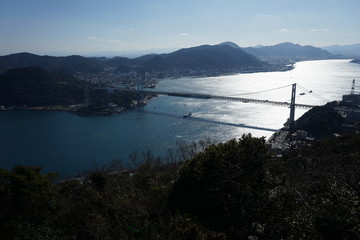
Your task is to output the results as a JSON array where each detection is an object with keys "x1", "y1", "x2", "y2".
[{"x1": 1, "y1": 0, "x2": 359, "y2": 56}]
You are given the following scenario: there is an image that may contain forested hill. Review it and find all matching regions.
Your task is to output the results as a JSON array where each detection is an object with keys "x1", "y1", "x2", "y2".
[
  {"x1": 142, "y1": 44, "x2": 264, "y2": 71},
  {"x1": 0, "y1": 66, "x2": 84, "y2": 107},
  {"x1": 0, "y1": 52, "x2": 103, "y2": 75},
  {"x1": 0, "y1": 44, "x2": 265, "y2": 75}
]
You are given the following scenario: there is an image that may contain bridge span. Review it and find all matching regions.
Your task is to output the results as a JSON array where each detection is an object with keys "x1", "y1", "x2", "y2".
[
  {"x1": 93, "y1": 83, "x2": 325, "y2": 130},
  {"x1": 114, "y1": 88, "x2": 317, "y2": 109}
]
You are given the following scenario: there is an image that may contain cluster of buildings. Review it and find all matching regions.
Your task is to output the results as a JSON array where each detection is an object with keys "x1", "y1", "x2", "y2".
[
  {"x1": 73, "y1": 68, "x2": 159, "y2": 88},
  {"x1": 72, "y1": 63, "x2": 292, "y2": 89}
]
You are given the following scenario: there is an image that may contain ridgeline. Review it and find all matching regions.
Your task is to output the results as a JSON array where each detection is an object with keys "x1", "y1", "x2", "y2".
[{"x1": 0, "y1": 42, "x2": 339, "y2": 110}]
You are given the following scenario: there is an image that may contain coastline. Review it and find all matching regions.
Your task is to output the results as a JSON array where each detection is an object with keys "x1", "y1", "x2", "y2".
[
  {"x1": 0, "y1": 105, "x2": 81, "y2": 112},
  {"x1": 0, "y1": 94, "x2": 156, "y2": 116},
  {"x1": 0, "y1": 105, "x2": 131, "y2": 116}
]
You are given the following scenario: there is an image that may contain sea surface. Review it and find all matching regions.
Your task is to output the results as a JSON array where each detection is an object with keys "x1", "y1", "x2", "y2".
[{"x1": 1, "y1": 59, "x2": 359, "y2": 177}]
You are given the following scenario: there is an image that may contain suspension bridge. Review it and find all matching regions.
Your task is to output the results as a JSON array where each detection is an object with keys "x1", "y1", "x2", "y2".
[
  {"x1": 118, "y1": 84, "x2": 317, "y2": 108},
  {"x1": 87, "y1": 83, "x2": 330, "y2": 130}
]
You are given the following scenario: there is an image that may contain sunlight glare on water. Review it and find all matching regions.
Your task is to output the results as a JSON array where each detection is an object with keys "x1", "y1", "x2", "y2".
[{"x1": 156, "y1": 59, "x2": 360, "y2": 139}]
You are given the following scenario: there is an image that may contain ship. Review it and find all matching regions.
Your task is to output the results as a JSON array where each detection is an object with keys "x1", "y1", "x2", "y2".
[{"x1": 183, "y1": 113, "x2": 192, "y2": 118}]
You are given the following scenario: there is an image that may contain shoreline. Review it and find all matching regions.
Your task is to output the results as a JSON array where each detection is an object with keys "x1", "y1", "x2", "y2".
[
  {"x1": 0, "y1": 105, "x2": 131, "y2": 116},
  {"x1": 0, "y1": 105, "x2": 80, "y2": 112},
  {"x1": 0, "y1": 95, "x2": 155, "y2": 116}
]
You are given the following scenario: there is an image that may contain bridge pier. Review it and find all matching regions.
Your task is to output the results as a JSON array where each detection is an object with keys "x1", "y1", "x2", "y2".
[{"x1": 289, "y1": 83, "x2": 297, "y2": 131}]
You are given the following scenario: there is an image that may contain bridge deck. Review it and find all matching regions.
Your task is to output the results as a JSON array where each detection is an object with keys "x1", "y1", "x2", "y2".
[{"x1": 115, "y1": 88, "x2": 316, "y2": 109}]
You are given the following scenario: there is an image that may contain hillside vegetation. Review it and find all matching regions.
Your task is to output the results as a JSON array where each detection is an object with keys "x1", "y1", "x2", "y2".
[
  {"x1": 0, "y1": 66, "x2": 84, "y2": 107},
  {"x1": 1, "y1": 134, "x2": 359, "y2": 240},
  {"x1": 0, "y1": 53, "x2": 103, "y2": 75},
  {"x1": 145, "y1": 44, "x2": 264, "y2": 71},
  {"x1": 0, "y1": 66, "x2": 141, "y2": 109},
  {"x1": 293, "y1": 103, "x2": 345, "y2": 138}
]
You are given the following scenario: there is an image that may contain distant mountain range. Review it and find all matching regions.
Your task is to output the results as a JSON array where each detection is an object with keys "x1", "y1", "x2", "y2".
[
  {"x1": 243, "y1": 42, "x2": 338, "y2": 62},
  {"x1": 0, "y1": 44, "x2": 264, "y2": 76},
  {"x1": 321, "y1": 44, "x2": 360, "y2": 58},
  {"x1": 0, "y1": 42, "x2": 342, "y2": 76}
]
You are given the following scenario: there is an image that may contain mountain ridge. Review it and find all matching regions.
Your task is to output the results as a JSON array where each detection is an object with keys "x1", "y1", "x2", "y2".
[
  {"x1": 0, "y1": 43, "x2": 265, "y2": 75},
  {"x1": 322, "y1": 43, "x2": 360, "y2": 58},
  {"x1": 151, "y1": 44, "x2": 264, "y2": 70},
  {"x1": 0, "y1": 42, "x2": 341, "y2": 77},
  {"x1": 0, "y1": 52, "x2": 103, "y2": 75},
  {"x1": 243, "y1": 42, "x2": 337, "y2": 62}
]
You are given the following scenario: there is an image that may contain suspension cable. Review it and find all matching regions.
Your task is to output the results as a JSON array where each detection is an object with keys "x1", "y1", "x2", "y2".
[
  {"x1": 230, "y1": 84, "x2": 293, "y2": 97},
  {"x1": 297, "y1": 84, "x2": 330, "y2": 102}
]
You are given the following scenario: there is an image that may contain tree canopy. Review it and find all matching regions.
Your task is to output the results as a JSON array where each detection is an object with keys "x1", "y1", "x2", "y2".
[{"x1": 0, "y1": 134, "x2": 359, "y2": 239}]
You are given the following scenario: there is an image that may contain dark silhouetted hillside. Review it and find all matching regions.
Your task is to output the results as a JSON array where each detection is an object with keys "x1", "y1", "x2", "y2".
[
  {"x1": 149, "y1": 44, "x2": 264, "y2": 71},
  {"x1": 0, "y1": 43, "x2": 265, "y2": 77},
  {"x1": 0, "y1": 66, "x2": 85, "y2": 107},
  {"x1": 2, "y1": 42, "x2": 340, "y2": 78},
  {"x1": 294, "y1": 103, "x2": 345, "y2": 138},
  {"x1": 0, "y1": 53, "x2": 103, "y2": 75}
]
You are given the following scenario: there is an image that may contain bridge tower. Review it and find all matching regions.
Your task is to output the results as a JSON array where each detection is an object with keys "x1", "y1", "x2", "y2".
[
  {"x1": 289, "y1": 83, "x2": 297, "y2": 130},
  {"x1": 137, "y1": 72, "x2": 145, "y2": 107}
]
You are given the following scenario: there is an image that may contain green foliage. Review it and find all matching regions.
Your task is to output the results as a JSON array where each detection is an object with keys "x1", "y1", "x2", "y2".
[
  {"x1": 50, "y1": 152, "x2": 221, "y2": 240},
  {"x1": 0, "y1": 166, "x2": 58, "y2": 239},
  {"x1": 168, "y1": 134, "x2": 273, "y2": 239},
  {"x1": 1, "y1": 135, "x2": 360, "y2": 239},
  {"x1": 280, "y1": 134, "x2": 360, "y2": 240},
  {"x1": 169, "y1": 134, "x2": 360, "y2": 240},
  {"x1": 0, "y1": 66, "x2": 85, "y2": 107}
]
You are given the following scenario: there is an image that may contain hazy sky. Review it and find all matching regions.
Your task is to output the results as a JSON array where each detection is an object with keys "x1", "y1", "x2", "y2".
[{"x1": 1, "y1": 0, "x2": 359, "y2": 56}]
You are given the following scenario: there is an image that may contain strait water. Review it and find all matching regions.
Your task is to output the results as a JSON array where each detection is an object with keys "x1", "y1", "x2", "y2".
[{"x1": 1, "y1": 59, "x2": 359, "y2": 177}]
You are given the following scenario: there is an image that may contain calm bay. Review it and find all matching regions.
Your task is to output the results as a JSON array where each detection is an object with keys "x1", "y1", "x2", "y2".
[{"x1": 1, "y1": 59, "x2": 359, "y2": 177}]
